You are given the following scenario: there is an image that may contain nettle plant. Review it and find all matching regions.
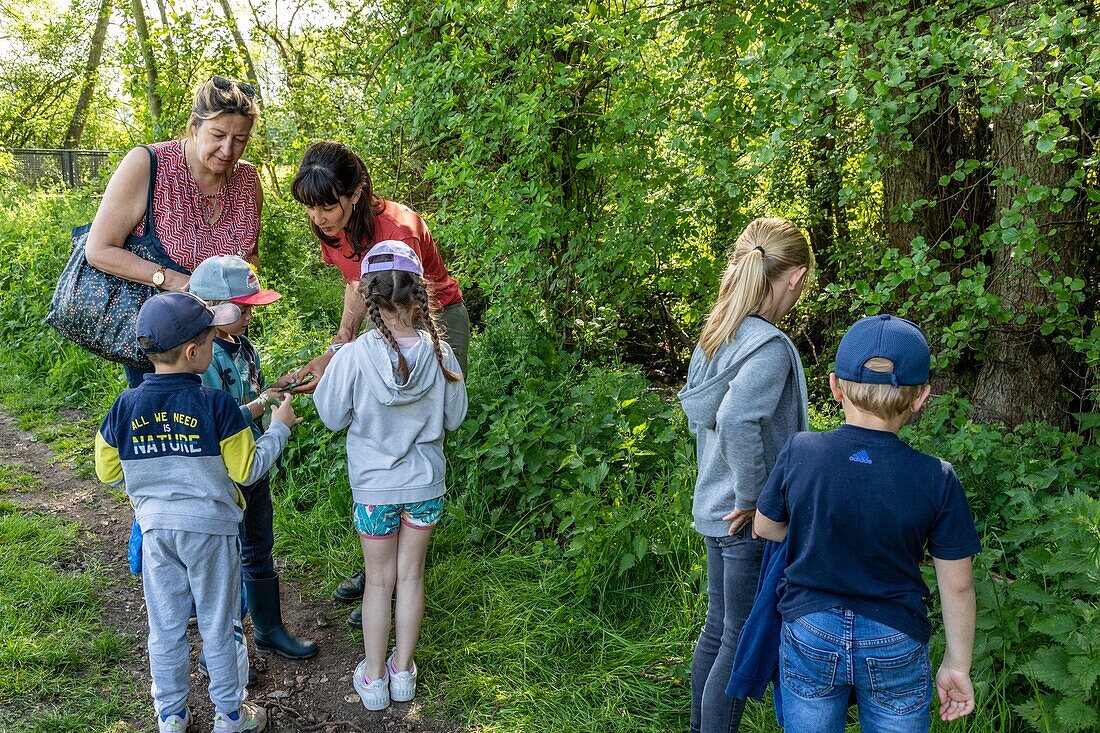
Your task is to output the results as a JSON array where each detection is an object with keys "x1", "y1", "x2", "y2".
[
  {"x1": 446, "y1": 311, "x2": 692, "y2": 603},
  {"x1": 912, "y1": 399, "x2": 1100, "y2": 732}
]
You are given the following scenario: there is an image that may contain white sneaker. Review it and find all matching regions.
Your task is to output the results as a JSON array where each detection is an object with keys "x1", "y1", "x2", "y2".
[
  {"x1": 387, "y1": 653, "x2": 417, "y2": 702},
  {"x1": 353, "y1": 659, "x2": 390, "y2": 710},
  {"x1": 212, "y1": 701, "x2": 267, "y2": 732},
  {"x1": 158, "y1": 707, "x2": 192, "y2": 733}
]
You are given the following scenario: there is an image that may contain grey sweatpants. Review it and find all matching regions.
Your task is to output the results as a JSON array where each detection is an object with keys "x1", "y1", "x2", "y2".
[{"x1": 142, "y1": 529, "x2": 248, "y2": 716}]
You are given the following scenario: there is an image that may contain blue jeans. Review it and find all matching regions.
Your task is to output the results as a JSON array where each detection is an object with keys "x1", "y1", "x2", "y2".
[
  {"x1": 238, "y1": 476, "x2": 276, "y2": 580},
  {"x1": 780, "y1": 608, "x2": 932, "y2": 733},
  {"x1": 691, "y1": 526, "x2": 765, "y2": 733}
]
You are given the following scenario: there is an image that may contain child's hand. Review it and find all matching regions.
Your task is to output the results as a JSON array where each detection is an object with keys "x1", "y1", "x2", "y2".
[
  {"x1": 271, "y1": 393, "x2": 302, "y2": 428},
  {"x1": 260, "y1": 387, "x2": 283, "y2": 402},
  {"x1": 935, "y1": 664, "x2": 975, "y2": 721},
  {"x1": 722, "y1": 507, "x2": 756, "y2": 536}
]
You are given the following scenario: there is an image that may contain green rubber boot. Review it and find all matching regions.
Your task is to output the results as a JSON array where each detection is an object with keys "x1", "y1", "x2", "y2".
[{"x1": 245, "y1": 576, "x2": 318, "y2": 660}]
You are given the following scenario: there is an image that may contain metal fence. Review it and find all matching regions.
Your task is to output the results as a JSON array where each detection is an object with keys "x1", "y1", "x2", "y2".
[{"x1": 2, "y1": 148, "x2": 114, "y2": 188}]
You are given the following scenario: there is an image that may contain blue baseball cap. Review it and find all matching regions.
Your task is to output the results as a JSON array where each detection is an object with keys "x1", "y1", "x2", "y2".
[
  {"x1": 835, "y1": 314, "x2": 930, "y2": 387},
  {"x1": 189, "y1": 256, "x2": 282, "y2": 306},
  {"x1": 361, "y1": 240, "x2": 424, "y2": 277},
  {"x1": 136, "y1": 292, "x2": 241, "y2": 353}
]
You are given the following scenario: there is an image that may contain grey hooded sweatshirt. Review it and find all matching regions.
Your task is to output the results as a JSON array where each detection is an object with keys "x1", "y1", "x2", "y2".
[
  {"x1": 313, "y1": 330, "x2": 468, "y2": 506},
  {"x1": 678, "y1": 316, "x2": 809, "y2": 536}
]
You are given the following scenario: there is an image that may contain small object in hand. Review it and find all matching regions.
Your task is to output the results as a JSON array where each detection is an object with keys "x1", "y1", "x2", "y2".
[{"x1": 284, "y1": 373, "x2": 316, "y2": 390}]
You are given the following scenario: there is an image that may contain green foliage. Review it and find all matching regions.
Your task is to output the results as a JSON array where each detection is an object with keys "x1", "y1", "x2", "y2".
[
  {"x1": 910, "y1": 399, "x2": 1100, "y2": 732},
  {"x1": 444, "y1": 310, "x2": 695, "y2": 603},
  {"x1": 0, "y1": 0, "x2": 126, "y2": 148},
  {"x1": 0, "y1": 503, "x2": 143, "y2": 730}
]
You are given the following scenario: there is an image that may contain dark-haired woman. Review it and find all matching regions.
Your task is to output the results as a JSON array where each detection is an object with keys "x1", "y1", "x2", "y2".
[
  {"x1": 288, "y1": 140, "x2": 470, "y2": 624},
  {"x1": 290, "y1": 141, "x2": 469, "y2": 382},
  {"x1": 85, "y1": 77, "x2": 317, "y2": 705}
]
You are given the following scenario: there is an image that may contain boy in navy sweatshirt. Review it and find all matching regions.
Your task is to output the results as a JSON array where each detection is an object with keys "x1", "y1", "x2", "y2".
[
  {"x1": 754, "y1": 315, "x2": 981, "y2": 732},
  {"x1": 95, "y1": 292, "x2": 298, "y2": 733}
]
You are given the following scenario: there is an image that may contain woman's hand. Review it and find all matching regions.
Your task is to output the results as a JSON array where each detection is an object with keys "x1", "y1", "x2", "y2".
[
  {"x1": 722, "y1": 507, "x2": 756, "y2": 537},
  {"x1": 283, "y1": 351, "x2": 336, "y2": 394},
  {"x1": 334, "y1": 327, "x2": 356, "y2": 345}
]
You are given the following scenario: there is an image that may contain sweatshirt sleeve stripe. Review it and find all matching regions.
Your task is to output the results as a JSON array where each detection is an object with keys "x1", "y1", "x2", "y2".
[
  {"x1": 94, "y1": 431, "x2": 124, "y2": 485},
  {"x1": 220, "y1": 428, "x2": 258, "y2": 485}
]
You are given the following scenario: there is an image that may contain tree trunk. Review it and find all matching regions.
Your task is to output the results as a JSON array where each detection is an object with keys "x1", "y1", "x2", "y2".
[
  {"x1": 970, "y1": 2, "x2": 1091, "y2": 427},
  {"x1": 216, "y1": 0, "x2": 262, "y2": 106},
  {"x1": 971, "y1": 99, "x2": 1087, "y2": 427},
  {"x1": 63, "y1": 0, "x2": 112, "y2": 148},
  {"x1": 151, "y1": 0, "x2": 178, "y2": 77},
  {"x1": 130, "y1": 0, "x2": 161, "y2": 125}
]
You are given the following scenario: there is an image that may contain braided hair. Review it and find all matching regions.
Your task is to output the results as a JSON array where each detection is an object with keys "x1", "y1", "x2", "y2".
[{"x1": 358, "y1": 270, "x2": 462, "y2": 384}]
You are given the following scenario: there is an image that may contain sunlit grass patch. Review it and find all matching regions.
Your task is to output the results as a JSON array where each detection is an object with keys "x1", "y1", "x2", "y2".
[
  {"x1": 0, "y1": 463, "x2": 41, "y2": 494},
  {"x1": 0, "y1": 507, "x2": 143, "y2": 731}
]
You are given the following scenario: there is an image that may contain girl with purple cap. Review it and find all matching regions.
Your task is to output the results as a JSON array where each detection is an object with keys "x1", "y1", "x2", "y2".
[{"x1": 313, "y1": 242, "x2": 468, "y2": 712}]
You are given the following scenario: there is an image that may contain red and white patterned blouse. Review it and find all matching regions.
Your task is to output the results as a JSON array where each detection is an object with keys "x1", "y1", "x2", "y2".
[{"x1": 132, "y1": 139, "x2": 261, "y2": 272}]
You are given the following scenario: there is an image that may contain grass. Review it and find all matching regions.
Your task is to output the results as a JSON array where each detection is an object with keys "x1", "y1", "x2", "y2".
[
  {"x1": 0, "y1": 501, "x2": 142, "y2": 731},
  {"x1": 1, "y1": 185, "x2": 1080, "y2": 732}
]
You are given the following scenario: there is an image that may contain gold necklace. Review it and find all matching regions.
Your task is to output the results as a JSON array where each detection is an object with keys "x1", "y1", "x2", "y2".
[{"x1": 182, "y1": 140, "x2": 230, "y2": 226}]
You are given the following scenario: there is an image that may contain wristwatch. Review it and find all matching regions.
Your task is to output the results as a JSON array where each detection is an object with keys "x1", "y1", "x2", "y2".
[{"x1": 152, "y1": 266, "x2": 167, "y2": 289}]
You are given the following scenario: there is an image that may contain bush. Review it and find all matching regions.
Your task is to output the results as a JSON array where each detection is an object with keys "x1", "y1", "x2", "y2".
[{"x1": 910, "y1": 399, "x2": 1100, "y2": 732}]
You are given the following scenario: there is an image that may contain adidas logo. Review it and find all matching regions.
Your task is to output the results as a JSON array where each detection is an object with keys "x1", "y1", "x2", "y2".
[{"x1": 849, "y1": 449, "x2": 873, "y2": 465}]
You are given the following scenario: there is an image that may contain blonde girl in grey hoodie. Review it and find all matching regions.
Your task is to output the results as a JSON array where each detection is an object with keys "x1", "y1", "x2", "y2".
[
  {"x1": 678, "y1": 218, "x2": 812, "y2": 733},
  {"x1": 314, "y1": 241, "x2": 467, "y2": 713}
]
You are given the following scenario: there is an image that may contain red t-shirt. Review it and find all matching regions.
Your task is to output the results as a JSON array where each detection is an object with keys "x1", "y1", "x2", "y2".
[{"x1": 319, "y1": 200, "x2": 462, "y2": 308}]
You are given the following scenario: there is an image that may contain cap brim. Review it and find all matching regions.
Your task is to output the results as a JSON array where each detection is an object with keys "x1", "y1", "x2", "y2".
[
  {"x1": 230, "y1": 290, "x2": 282, "y2": 306},
  {"x1": 210, "y1": 303, "x2": 242, "y2": 326}
]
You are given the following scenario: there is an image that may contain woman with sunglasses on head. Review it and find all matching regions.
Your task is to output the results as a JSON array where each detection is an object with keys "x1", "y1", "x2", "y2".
[
  {"x1": 286, "y1": 140, "x2": 470, "y2": 626},
  {"x1": 86, "y1": 75, "x2": 264, "y2": 390}
]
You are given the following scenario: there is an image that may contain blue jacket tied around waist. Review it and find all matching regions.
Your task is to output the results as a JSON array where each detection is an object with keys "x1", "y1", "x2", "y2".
[{"x1": 726, "y1": 538, "x2": 788, "y2": 725}]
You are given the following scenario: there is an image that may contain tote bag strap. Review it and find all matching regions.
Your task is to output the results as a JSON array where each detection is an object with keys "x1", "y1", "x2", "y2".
[
  {"x1": 140, "y1": 144, "x2": 158, "y2": 233},
  {"x1": 131, "y1": 145, "x2": 188, "y2": 274}
]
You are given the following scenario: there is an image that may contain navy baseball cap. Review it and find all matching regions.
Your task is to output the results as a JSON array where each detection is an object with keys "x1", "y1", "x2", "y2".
[
  {"x1": 136, "y1": 292, "x2": 241, "y2": 353},
  {"x1": 835, "y1": 314, "x2": 930, "y2": 387},
  {"x1": 361, "y1": 240, "x2": 424, "y2": 277}
]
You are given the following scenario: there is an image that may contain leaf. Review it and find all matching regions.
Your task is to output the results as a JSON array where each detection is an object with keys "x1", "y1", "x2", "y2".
[
  {"x1": 578, "y1": 463, "x2": 609, "y2": 491},
  {"x1": 1031, "y1": 614, "x2": 1078, "y2": 639},
  {"x1": 1022, "y1": 647, "x2": 1075, "y2": 694},
  {"x1": 1055, "y1": 697, "x2": 1100, "y2": 732},
  {"x1": 1067, "y1": 655, "x2": 1100, "y2": 697}
]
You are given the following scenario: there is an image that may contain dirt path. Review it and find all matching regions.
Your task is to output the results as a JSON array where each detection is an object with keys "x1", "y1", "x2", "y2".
[{"x1": 0, "y1": 410, "x2": 457, "y2": 733}]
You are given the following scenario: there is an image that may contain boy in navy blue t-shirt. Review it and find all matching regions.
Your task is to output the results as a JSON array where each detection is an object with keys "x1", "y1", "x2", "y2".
[{"x1": 754, "y1": 315, "x2": 981, "y2": 732}]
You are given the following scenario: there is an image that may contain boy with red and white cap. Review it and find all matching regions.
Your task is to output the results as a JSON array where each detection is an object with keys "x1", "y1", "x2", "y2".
[{"x1": 189, "y1": 256, "x2": 319, "y2": 666}]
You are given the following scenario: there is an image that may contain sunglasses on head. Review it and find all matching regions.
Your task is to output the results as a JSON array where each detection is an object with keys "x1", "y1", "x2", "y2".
[{"x1": 210, "y1": 75, "x2": 256, "y2": 99}]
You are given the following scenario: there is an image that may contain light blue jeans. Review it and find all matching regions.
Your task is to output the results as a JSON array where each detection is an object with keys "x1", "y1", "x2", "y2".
[{"x1": 779, "y1": 608, "x2": 932, "y2": 733}]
